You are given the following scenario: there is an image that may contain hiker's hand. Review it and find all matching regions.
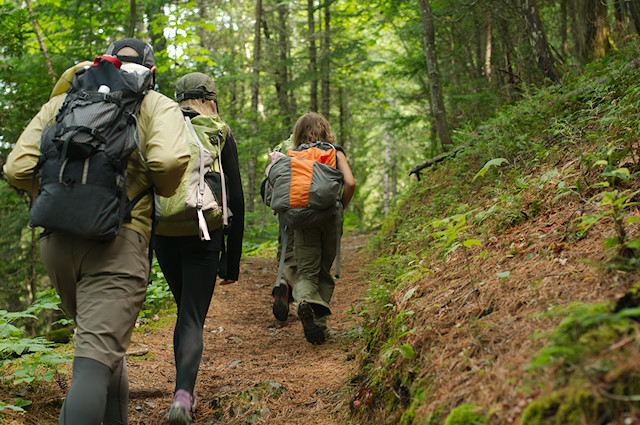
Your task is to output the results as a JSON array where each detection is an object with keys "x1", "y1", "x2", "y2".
[{"x1": 219, "y1": 279, "x2": 236, "y2": 285}]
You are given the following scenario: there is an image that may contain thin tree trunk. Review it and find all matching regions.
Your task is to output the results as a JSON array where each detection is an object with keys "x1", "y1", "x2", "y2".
[
  {"x1": 25, "y1": 0, "x2": 55, "y2": 83},
  {"x1": 629, "y1": 0, "x2": 640, "y2": 37},
  {"x1": 308, "y1": 0, "x2": 318, "y2": 112},
  {"x1": 418, "y1": 0, "x2": 453, "y2": 151},
  {"x1": 484, "y1": 19, "x2": 492, "y2": 83},
  {"x1": 29, "y1": 228, "x2": 37, "y2": 305},
  {"x1": 560, "y1": 0, "x2": 568, "y2": 57},
  {"x1": 129, "y1": 0, "x2": 136, "y2": 37},
  {"x1": 145, "y1": 1, "x2": 167, "y2": 52},
  {"x1": 248, "y1": 0, "x2": 263, "y2": 213},
  {"x1": 275, "y1": 2, "x2": 292, "y2": 129},
  {"x1": 383, "y1": 131, "x2": 391, "y2": 216},
  {"x1": 496, "y1": 15, "x2": 517, "y2": 100},
  {"x1": 576, "y1": 0, "x2": 610, "y2": 63},
  {"x1": 520, "y1": 0, "x2": 559, "y2": 82},
  {"x1": 321, "y1": 4, "x2": 330, "y2": 119}
]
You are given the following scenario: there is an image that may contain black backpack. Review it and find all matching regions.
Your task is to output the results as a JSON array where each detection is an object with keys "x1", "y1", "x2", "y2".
[{"x1": 29, "y1": 56, "x2": 151, "y2": 240}]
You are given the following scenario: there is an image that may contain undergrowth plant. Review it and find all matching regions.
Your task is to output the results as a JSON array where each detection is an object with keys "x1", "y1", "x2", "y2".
[
  {"x1": 0, "y1": 289, "x2": 72, "y2": 413},
  {"x1": 572, "y1": 163, "x2": 640, "y2": 269}
]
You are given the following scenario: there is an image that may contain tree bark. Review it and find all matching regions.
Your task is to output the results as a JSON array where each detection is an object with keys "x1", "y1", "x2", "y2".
[
  {"x1": 576, "y1": 0, "x2": 610, "y2": 63},
  {"x1": 129, "y1": 0, "x2": 136, "y2": 37},
  {"x1": 321, "y1": 3, "x2": 330, "y2": 119},
  {"x1": 383, "y1": 131, "x2": 392, "y2": 216},
  {"x1": 25, "y1": 0, "x2": 56, "y2": 83},
  {"x1": 484, "y1": 19, "x2": 492, "y2": 83},
  {"x1": 248, "y1": 0, "x2": 263, "y2": 213},
  {"x1": 308, "y1": 0, "x2": 318, "y2": 112},
  {"x1": 275, "y1": 1, "x2": 292, "y2": 129},
  {"x1": 560, "y1": 0, "x2": 568, "y2": 57},
  {"x1": 629, "y1": 0, "x2": 640, "y2": 37},
  {"x1": 145, "y1": 1, "x2": 167, "y2": 52},
  {"x1": 520, "y1": 0, "x2": 560, "y2": 82},
  {"x1": 417, "y1": 0, "x2": 453, "y2": 151}
]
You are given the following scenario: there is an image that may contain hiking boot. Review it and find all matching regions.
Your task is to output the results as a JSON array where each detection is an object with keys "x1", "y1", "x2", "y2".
[
  {"x1": 168, "y1": 389, "x2": 195, "y2": 425},
  {"x1": 297, "y1": 302, "x2": 326, "y2": 345},
  {"x1": 273, "y1": 284, "x2": 291, "y2": 322}
]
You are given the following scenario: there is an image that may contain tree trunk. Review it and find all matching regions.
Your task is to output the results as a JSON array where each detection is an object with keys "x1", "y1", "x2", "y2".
[
  {"x1": 275, "y1": 1, "x2": 292, "y2": 129},
  {"x1": 484, "y1": 19, "x2": 492, "y2": 83},
  {"x1": 29, "y1": 227, "x2": 37, "y2": 305},
  {"x1": 248, "y1": 0, "x2": 263, "y2": 213},
  {"x1": 576, "y1": 0, "x2": 610, "y2": 63},
  {"x1": 145, "y1": 1, "x2": 167, "y2": 52},
  {"x1": 629, "y1": 0, "x2": 640, "y2": 37},
  {"x1": 308, "y1": 0, "x2": 318, "y2": 112},
  {"x1": 520, "y1": 0, "x2": 559, "y2": 82},
  {"x1": 418, "y1": 0, "x2": 453, "y2": 151},
  {"x1": 321, "y1": 4, "x2": 330, "y2": 119},
  {"x1": 129, "y1": 0, "x2": 136, "y2": 37},
  {"x1": 496, "y1": 15, "x2": 517, "y2": 97},
  {"x1": 25, "y1": 0, "x2": 56, "y2": 83},
  {"x1": 383, "y1": 131, "x2": 392, "y2": 216},
  {"x1": 560, "y1": 0, "x2": 568, "y2": 57}
]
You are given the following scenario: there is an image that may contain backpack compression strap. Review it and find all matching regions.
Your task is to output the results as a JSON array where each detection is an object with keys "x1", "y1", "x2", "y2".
[{"x1": 185, "y1": 116, "x2": 211, "y2": 241}]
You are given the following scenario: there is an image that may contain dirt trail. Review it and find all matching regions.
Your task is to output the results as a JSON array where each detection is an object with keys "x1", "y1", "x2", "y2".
[{"x1": 124, "y1": 233, "x2": 370, "y2": 425}]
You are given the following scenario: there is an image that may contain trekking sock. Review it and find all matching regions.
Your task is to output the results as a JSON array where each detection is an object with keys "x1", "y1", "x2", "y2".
[
  {"x1": 103, "y1": 357, "x2": 129, "y2": 425},
  {"x1": 59, "y1": 357, "x2": 112, "y2": 425}
]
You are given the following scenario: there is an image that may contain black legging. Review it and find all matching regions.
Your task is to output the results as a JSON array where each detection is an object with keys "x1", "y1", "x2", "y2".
[{"x1": 154, "y1": 234, "x2": 220, "y2": 395}]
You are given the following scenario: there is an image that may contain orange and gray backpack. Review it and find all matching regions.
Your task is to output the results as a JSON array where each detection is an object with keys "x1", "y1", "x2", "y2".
[
  {"x1": 266, "y1": 141, "x2": 344, "y2": 228},
  {"x1": 264, "y1": 141, "x2": 344, "y2": 283}
]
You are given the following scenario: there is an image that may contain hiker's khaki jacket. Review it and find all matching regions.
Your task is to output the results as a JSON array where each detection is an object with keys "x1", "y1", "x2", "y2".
[{"x1": 3, "y1": 81, "x2": 190, "y2": 243}]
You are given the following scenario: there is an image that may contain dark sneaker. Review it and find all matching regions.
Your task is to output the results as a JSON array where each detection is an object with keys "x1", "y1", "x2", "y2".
[
  {"x1": 297, "y1": 302, "x2": 326, "y2": 345},
  {"x1": 168, "y1": 389, "x2": 195, "y2": 425},
  {"x1": 272, "y1": 284, "x2": 290, "y2": 322}
]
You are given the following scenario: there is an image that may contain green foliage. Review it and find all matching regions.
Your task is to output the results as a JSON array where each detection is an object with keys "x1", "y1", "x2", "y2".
[
  {"x1": 520, "y1": 387, "x2": 607, "y2": 425},
  {"x1": 443, "y1": 404, "x2": 489, "y2": 425},
  {"x1": 0, "y1": 289, "x2": 63, "y2": 361},
  {"x1": 526, "y1": 303, "x2": 636, "y2": 379},
  {"x1": 472, "y1": 158, "x2": 509, "y2": 182},
  {"x1": 0, "y1": 181, "x2": 34, "y2": 310},
  {"x1": 0, "y1": 289, "x2": 71, "y2": 412}
]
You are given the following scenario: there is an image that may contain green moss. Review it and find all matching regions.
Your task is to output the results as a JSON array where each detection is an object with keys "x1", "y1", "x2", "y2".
[
  {"x1": 520, "y1": 387, "x2": 608, "y2": 425},
  {"x1": 399, "y1": 386, "x2": 427, "y2": 425},
  {"x1": 443, "y1": 404, "x2": 489, "y2": 425}
]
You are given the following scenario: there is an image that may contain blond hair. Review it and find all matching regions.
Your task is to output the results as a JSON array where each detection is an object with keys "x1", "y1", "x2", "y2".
[
  {"x1": 178, "y1": 98, "x2": 218, "y2": 116},
  {"x1": 292, "y1": 112, "x2": 336, "y2": 147}
]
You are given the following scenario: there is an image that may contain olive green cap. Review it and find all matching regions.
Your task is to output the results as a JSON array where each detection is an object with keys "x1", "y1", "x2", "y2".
[{"x1": 175, "y1": 72, "x2": 217, "y2": 102}]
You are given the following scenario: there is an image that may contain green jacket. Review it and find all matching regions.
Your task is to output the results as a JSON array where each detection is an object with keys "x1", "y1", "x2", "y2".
[{"x1": 3, "y1": 77, "x2": 190, "y2": 243}]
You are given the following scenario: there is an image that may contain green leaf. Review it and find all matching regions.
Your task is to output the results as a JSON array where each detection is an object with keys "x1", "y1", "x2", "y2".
[
  {"x1": 472, "y1": 158, "x2": 509, "y2": 182},
  {"x1": 398, "y1": 344, "x2": 415, "y2": 359},
  {"x1": 401, "y1": 287, "x2": 417, "y2": 303},
  {"x1": 463, "y1": 239, "x2": 481, "y2": 248},
  {"x1": 603, "y1": 237, "x2": 619, "y2": 248},
  {"x1": 497, "y1": 271, "x2": 511, "y2": 281},
  {"x1": 626, "y1": 238, "x2": 640, "y2": 249}
]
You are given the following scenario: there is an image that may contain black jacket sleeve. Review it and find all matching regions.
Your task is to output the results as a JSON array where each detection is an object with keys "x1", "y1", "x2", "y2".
[{"x1": 218, "y1": 129, "x2": 245, "y2": 281}]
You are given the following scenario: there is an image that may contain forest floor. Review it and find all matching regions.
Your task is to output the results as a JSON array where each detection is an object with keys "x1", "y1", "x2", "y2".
[{"x1": 2, "y1": 232, "x2": 372, "y2": 425}]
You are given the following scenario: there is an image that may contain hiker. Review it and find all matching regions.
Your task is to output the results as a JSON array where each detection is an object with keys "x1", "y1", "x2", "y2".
[
  {"x1": 3, "y1": 38, "x2": 190, "y2": 425},
  {"x1": 285, "y1": 112, "x2": 355, "y2": 344},
  {"x1": 153, "y1": 72, "x2": 245, "y2": 424}
]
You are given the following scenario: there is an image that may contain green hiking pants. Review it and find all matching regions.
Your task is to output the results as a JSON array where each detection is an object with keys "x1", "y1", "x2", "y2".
[{"x1": 292, "y1": 214, "x2": 340, "y2": 318}]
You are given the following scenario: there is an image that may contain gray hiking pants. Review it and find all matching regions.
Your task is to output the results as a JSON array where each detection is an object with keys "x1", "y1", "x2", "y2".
[{"x1": 292, "y1": 213, "x2": 340, "y2": 317}]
